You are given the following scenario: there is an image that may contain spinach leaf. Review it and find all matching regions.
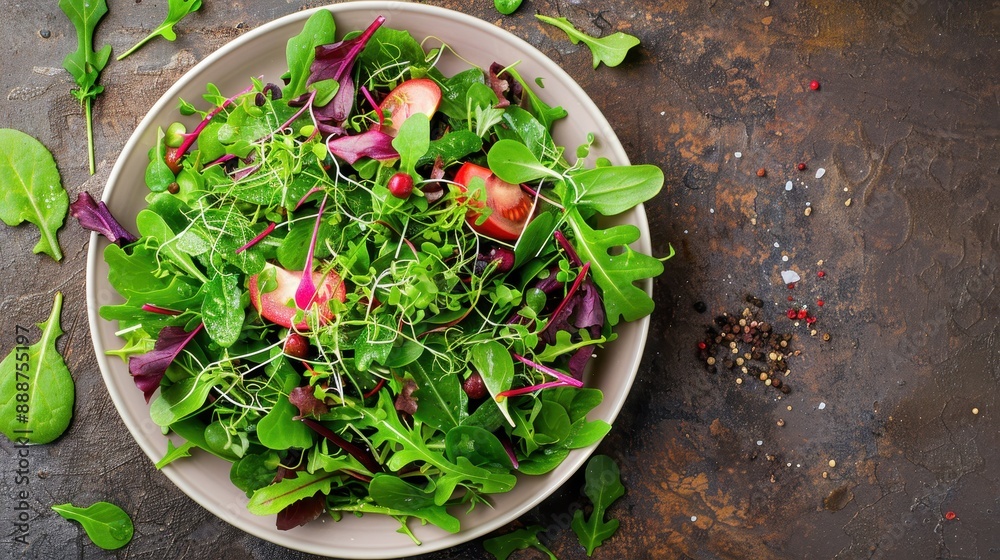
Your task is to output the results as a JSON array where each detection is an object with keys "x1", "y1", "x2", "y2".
[
  {"x1": 445, "y1": 425, "x2": 511, "y2": 472},
  {"x1": 437, "y1": 68, "x2": 485, "y2": 118},
  {"x1": 571, "y1": 165, "x2": 664, "y2": 215},
  {"x1": 51, "y1": 502, "x2": 133, "y2": 550},
  {"x1": 59, "y1": 0, "x2": 112, "y2": 174},
  {"x1": 256, "y1": 362, "x2": 315, "y2": 450},
  {"x1": 487, "y1": 139, "x2": 561, "y2": 184},
  {"x1": 200, "y1": 271, "x2": 244, "y2": 348},
  {"x1": 136, "y1": 209, "x2": 210, "y2": 283},
  {"x1": 230, "y1": 453, "x2": 277, "y2": 497},
  {"x1": 145, "y1": 128, "x2": 176, "y2": 193},
  {"x1": 468, "y1": 341, "x2": 515, "y2": 427},
  {"x1": 416, "y1": 129, "x2": 483, "y2": 168},
  {"x1": 392, "y1": 114, "x2": 431, "y2": 178},
  {"x1": 117, "y1": 0, "x2": 202, "y2": 61},
  {"x1": 149, "y1": 371, "x2": 215, "y2": 426},
  {"x1": 407, "y1": 354, "x2": 467, "y2": 432},
  {"x1": 0, "y1": 129, "x2": 68, "y2": 261},
  {"x1": 536, "y1": 15, "x2": 641, "y2": 69},
  {"x1": 283, "y1": 10, "x2": 336, "y2": 98},
  {"x1": 0, "y1": 292, "x2": 74, "y2": 444},
  {"x1": 368, "y1": 474, "x2": 461, "y2": 533},
  {"x1": 571, "y1": 455, "x2": 625, "y2": 555},
  {"x1": 484, "y1": 525, "x2": 557, "y2": 560}
]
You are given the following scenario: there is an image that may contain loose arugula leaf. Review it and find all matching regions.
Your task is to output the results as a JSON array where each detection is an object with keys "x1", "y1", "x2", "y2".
[
  {"x1": 571, "y1": 455, "x2": 625, "y2": 555},
  {"x1": 282, "y1": 10, "x2": 336, "y2": 98},
  {"x1": 60, "y1": 0, "x2": 112, "y2": 174},
  {"x1": 51, "y1": 502, "x2": 134, "y2": 550},
  {"x1": 0, "y1": 129, "x2": 69, "y2": 261},
  {"x1": 155, "y1": 439, "x2": 196, "y2": 469},
  {"x1": 566, "y1": 209, "x2": 663, "y2": 326},
  {"x1": 116, "y1": 0, "x2": 203, "y2": 61},
  {"x1": 484, "y1": 525, "x2": 557, "y2": 560},
  {"x1": 0, "y1": 292, "x2": 74, "y2": 444},
  {"x1": 536, "y1": 15, "x2": 640, "y2": 69}
]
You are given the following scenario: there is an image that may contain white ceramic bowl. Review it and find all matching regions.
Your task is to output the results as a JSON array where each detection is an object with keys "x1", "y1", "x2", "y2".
[{"x1": 86, "y1": 2, "x2": 652, "y2": 557}]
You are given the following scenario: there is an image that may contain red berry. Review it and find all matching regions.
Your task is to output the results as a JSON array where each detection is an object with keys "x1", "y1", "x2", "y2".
[
  {"x1": 698, "y1": 341, "x2": 707, "y2": 350},
  {"x1": 797, "y1": 162, "x2": 807, "y2": 171},
  {"x1": 387, "y1": 172, "x2": 414, "y2": 199},
  {"x1": 462, "y1": 371, "x2": 488, "y2": 399},
  {"x1": 809, "y1": 80, "x2": 821, "y2": 91},
  {"x1": 787, "y1": 309, "x2": 797, "y2": 319},
  {"x1": 817, "y1": 299, "x2": 825, "y2": 307},
  {"x1": 806, "y1": 316, "x2": 817, "y2": 325},
  {"x1": 787, "y1": 283, "x2": 796, "y2": 290},
  {"x1": 283, "y1": 333, "x2": 310, "y2": 359},
  {"x1": 797, "y1": 309, "x2": 808, "y2": 320},
  {"x1": 817, "y1": 270, "x2": 826, "y2": 278},
  {"x1": 945, "y1": 511, "x2": 957, "y2": 521}
]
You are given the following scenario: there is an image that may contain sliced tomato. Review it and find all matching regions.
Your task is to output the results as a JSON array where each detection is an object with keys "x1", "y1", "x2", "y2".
[
  {"x1": 378, "y1": 78, "x2": 442, "y2": 137},
  {"x1": 248, "y1": 264, "x2": 347, "y2": 330},
  {"x1": 454, "y1": 162, "x2": 533, "y2": 241}
]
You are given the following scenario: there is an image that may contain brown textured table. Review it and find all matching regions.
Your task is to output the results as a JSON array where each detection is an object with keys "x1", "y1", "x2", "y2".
[{"x1": 2, "y1": 1, "x2": 997, "y2": 559}]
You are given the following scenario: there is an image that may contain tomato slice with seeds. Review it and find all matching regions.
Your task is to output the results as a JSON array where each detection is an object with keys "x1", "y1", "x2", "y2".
[
  {"x1": 248, "y1": 264, "x2": 347, "y2": 330},
  {"x1": 454, "y1": 162, "x2": 534, "y2": 241},
  {"x1": 378, "y1": 78, "x2": 442, "y2": 137}
]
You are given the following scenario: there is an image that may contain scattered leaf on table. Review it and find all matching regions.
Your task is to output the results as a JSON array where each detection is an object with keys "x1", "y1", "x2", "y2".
[
  {"x1": 571, "y1": 454, "x2": 625, "y2": 555},
  {"x1": 0, "y1": 129, "x2": 68, "y2": 261},
  {"x1": 51, "y1": 501, "x2": 134, "y2": 550}
]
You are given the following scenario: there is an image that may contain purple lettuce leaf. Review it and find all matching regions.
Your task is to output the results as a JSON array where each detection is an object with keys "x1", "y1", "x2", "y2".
[
  {"x1": 394, "y1": 379, "x2": 418, "y2": 416},
  {"x1": 129, "y1": 324, "x2": 204, "y2": 402},
  {"x1": 308, "y1": 16, "x2": 385, "y2": 85},
  {"x1": 288, "y1": 386, "x2": 329, "y2": 418},
  {"x1": 69, "y1": 192, "x2": 138, "y2": 245},
  {"x1": 276, "y1": 493, "x2": 326, "y2": 531},
  {"x1": 326, "y1": 129, "x2": 399, "y2": 164}
]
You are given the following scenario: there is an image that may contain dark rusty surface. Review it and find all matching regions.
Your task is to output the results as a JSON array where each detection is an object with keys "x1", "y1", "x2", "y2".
[{"x1": 1, "y1": 1, "x2": 997, "y2": 559}]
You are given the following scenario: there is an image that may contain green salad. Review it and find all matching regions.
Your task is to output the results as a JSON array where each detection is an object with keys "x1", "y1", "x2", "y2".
[{"x1": 79, "y1": 11, "x2": 664, "y2": 537}]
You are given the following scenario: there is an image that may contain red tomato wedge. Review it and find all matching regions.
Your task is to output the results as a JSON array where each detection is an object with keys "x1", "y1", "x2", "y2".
[
  {"x1": 454, "y1": 162, "x2": 534, "y2": 241},
  {"x1": 248, "y1": 264, "x2": 347, "y2": 330},
  {"x1": 378, "y1": 78, "x2": 442, "y2": 137}
]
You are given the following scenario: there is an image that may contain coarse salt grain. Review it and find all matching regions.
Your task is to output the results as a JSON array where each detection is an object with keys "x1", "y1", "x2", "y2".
[
  {"x1": 710, "y1": 208, "x2": 715, "y2": 214},
  {"x1": 815, "y1": 168, "x2": 826, "y2": 179},
  {"x1": 818, "y1": 402, "x2": 827, "y2": 410},
  {"x1": 757, "y1": 440, "x2": 763, "y2": 446},
  {"x1": 774, "y1": 242, "x2": 780, "y2": 248},
  {"x1": 735, "y1": 152, "x2": 742, "y2": 158},
  {"x1": 691, "y1": 516, "x2": 698, "y2": 522},
  {"x1": 785, "y1": 180, "x2": 793, "y2": 191},
  {"x1": 781, "y1": 270, "x2": 801, "y2": 284},
  {"x1": 782, "y1": 255, "x2": 789, "y2": 262}
]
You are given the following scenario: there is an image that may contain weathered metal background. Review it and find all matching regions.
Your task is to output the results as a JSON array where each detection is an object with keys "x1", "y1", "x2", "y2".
[{"x1": 1, "y1": 1, "x2": 997, "y2": 559}]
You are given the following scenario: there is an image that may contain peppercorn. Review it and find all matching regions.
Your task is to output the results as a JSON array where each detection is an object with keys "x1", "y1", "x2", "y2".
[
  {"x1": 797, "y1": 162, "x2": 807, "y2": 171},
  {"x1": 757, "y1": 168, "x2": 767, "y2": 177}
]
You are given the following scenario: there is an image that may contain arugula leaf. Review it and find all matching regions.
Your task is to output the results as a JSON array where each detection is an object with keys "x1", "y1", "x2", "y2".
[
  {"x1": 117, "y1": 0, "x2": 202, "y2": 61},
  {"x1": 566, "y1": 209, "x2": 663, "y2": 325},
  {"x1": 536, "y1": 15, "x2": 640, "y2": 69},
  {"x1": 155, "y1": 439, "x2": 196, "y2": 469},
  {"x1": 484, "y1": 525, "x2": 557, "y2": 560},
  {"x1": 571, "y1": 455, "x2": 625, "y2": 555},
  {"x1": 51, "y1": 502, "x2": 133, "y2": 550},
  {"x1": 0, "y1": 129, "x2": 68, "y2": 261},
  {"x1": 0, "y1": 292, "x2": 74, "y2": 444},
  {"x1": 368, "y1": 474, "x2": 461, "y2": 533},
  {"x1": 500, "y1": 66, "x2": 567, "y2": 131},
  {"x1": 59, "y1": 0, "x2": 112, "y2": 174}
]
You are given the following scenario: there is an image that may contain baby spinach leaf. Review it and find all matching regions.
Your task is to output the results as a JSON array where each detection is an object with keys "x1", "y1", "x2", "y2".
[
  {"x1": 368, "y1": 474, "x2": 460, "y2": 533},
  {"x1": 566, "y1": 209, "x2": 663, "y2": 326},
  {"x1": 484, "y1": 525, "x2": 557, "y2": 560},
  {"x1": 570, "y1": 165, "x2": 664, "y2": 215},
  {"x1": 416, "y1": 129, "x2": 483, "y2": 168},
  {"x1": 136, "y1": 209, "x2": 210, "y2": 283},
  {"x1": 516, "y1": 446, "x2": 569, "y2": 475},
  {"x1": 231, "y1": 453, "x2": 277, "y2": 497},
  {"x1": 563, "y1": 418, "x2": 612, "y2": 449},
  {"x1": 445, "y1": 426, "x2": 511, "y2": 472},
  {"x1": 200, "y1": 271, "x2": 244, "y2": 348},
  {"x1": 0, "y1": 129, "x2": 68, "y2": 261},
  {"x1": 468, "y1": 341, "x2": 515, "y2": 427},
  {"x1": 145, "y1": 128, "x2": 176, "y2": 193},
  {"x1": 51, "y1": 502, "x2": 133, "y2": 550},
  {"x1": 60, "y1": 0, "x2": 112, "y2": 174},
  {"x1": 117, "y1": 0, "x2": 202, "y2": 61},
  {"x1": 487, "y1": 139, "x2": 561, "y2": 184},
  {"x1": 283, "y1": 10, "x2": 336, "y2": 99},
  {"x1": 494, "y1": 106, "x2": 556, "y2": 161},
  {"x1": 149, "y1": 371, "x2": 215, "y2": 426},
  {"x1": 257, "y1": 363, "x2": 315, "y2": 450},
  {"x1": 392, "y1": 114, "x2": 430, "y2": 178},
  {"x1": 437, "y1": 68, "x2": 486, "y2": 118},
  {"x1": 536, "y1": 15, "x2": 640, "y2": 69},
  {"x1": 0, "y1": 292, "x2": 74, "y2": 444},
  {"x1": 408, "y1": 354, "x2": 467, "y2": 432},
  {"x1": 571, "y1": 454, "x2": 625, "y2": 555}
]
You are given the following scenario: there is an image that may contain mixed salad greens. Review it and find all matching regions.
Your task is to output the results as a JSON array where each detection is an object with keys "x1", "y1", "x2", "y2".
[{"x1": 91, "y1": 11, "x2": 664, "y2": 538}]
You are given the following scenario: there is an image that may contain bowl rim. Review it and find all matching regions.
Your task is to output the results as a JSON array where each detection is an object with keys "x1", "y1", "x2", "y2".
[{"x1": 86, "y1": 2, "x2": 652, "y2": 557}]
